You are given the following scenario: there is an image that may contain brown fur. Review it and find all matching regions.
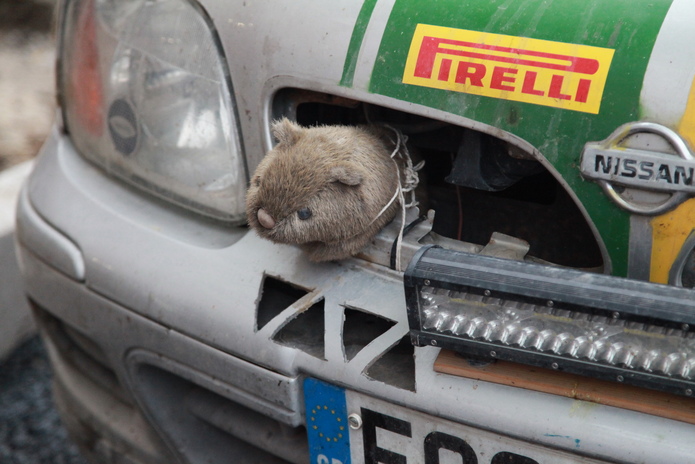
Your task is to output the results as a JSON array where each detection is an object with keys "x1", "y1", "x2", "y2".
[{"x1": 246, "y1": 118, "x2": 402, "y2": 261}]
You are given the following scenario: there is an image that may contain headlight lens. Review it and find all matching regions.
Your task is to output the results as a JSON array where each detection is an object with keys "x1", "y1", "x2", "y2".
[{"x1": 60, "y1": 0, "x2": 246, "y2": 221}]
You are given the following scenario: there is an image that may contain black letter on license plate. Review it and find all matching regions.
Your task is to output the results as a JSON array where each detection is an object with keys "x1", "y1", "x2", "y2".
[
  {"x1": 362, "y1": 408, "x2": 412, "y2": 464},
  {"x1": 424, "y1": 431, "x2": 477, "y2": 463},
  {"x1": 491, "y1": 452, "x2": 539, "y2": 464}
]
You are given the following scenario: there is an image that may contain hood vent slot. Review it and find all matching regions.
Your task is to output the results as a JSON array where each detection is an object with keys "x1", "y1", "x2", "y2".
[
  {"x1": 257, "y1": 275, "x2": 311, "y2": 331},
  {"x1": 364, "y1": 336, "x2": 416, "y2": 392},
  {"x1": 343, "y1": 307, "x2": 395, "y2": 361},
  {"x1": 272, "y1": 299, "x2": 326, "y2": 359}
]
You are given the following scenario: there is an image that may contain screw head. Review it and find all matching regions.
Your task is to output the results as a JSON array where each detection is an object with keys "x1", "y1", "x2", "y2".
[
  {"x1": 423, "y1": 279, "x2": 431, "y2": 286},
  {"x1": 348, "y1": 414, "x2": 362, "y2": 430},
  {"x1": 551, "y1": 362, "x2": 559, "y2": 370},
  {"x1": 484, "y1": 290, "x2": 491, "y2": 297},
  {"x1": 617, "y1": 375, "x2": 624, "y2": 382},
  {"x1": 430, "y1": 339, "x2": 437, "y2": 346}
]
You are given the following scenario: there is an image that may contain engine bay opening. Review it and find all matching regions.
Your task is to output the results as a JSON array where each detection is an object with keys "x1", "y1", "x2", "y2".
[{"x1": 271, "y1": 89, "x2": 603, "y2": 270}]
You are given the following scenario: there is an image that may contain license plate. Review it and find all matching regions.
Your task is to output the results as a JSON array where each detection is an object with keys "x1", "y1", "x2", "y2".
[{"x1": 304, "y1": 378, "x2": 608, "y2": 464}]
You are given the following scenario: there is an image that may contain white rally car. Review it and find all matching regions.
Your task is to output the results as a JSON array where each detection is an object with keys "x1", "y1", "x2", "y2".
[{"x1": 15, "y1": 0, "x2": 695, "y2": 463}]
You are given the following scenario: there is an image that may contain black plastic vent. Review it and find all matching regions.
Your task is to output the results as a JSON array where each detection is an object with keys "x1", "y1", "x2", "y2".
[
  {"x1": 342, "y1": 307, "x2": 396, "y2": 361},
  {"x1": 257, "y1": 275, "x2": 311, "y2": 331},
  {"x1": 272, "y1": 300, "x2": 326, "y2": 359},
  {"x1": 31, "y1": 302, "x2": 130, "y2": 404},
  {"x1": 133, "y1": 364, "x2": 305, "y2": 464},
  {"x1": 364, "y1": 337, "x2": 416, "y2": 392}
]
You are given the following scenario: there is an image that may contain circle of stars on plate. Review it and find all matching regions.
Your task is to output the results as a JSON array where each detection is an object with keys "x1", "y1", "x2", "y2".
[{"x1": 309, "y1": 404, "x2": 346, "y2": 442}]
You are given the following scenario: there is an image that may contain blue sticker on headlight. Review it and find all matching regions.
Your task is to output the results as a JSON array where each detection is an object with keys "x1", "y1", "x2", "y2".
[{"x1": 304, "y1": 378, "x2": 351, "y2": 464}]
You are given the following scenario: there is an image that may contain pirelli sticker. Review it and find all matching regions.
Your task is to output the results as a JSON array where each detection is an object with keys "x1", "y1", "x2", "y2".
[{"x1": 403, "y1": 24, "x2": 615, "y2": 114}]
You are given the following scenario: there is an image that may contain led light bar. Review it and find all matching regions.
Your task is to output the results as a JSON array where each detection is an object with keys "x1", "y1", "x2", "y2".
[{"x1": 404, "y1": 246, "x2": 695, "y2": 396}]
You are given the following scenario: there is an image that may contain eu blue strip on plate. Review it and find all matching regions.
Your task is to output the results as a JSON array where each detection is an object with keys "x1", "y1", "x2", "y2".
[{"x1": 304, "y1": 378, "x2": 351, "y2": 464}]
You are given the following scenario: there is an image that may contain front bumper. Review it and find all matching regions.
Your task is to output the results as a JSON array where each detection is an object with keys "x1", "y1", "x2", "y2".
[{"x1": 15, "y1": 128, "x2": 695, "y2": 463}]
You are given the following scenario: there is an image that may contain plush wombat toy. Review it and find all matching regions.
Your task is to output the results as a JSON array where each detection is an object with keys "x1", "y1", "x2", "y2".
[{"x1": 246, "y1": 118, "x2": 412, "y2": 262}]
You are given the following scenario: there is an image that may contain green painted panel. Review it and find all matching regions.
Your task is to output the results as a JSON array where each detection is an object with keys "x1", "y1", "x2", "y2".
[
  {"x1": 341, "y1": 0, "x2": 379, "y2": 88},
  {"x1": 367, "y1": 0, "x2": 673, "y2": 276}
]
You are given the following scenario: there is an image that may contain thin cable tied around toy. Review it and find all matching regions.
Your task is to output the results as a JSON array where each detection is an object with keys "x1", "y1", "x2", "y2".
[{"x1": 370, "y1": 126, "x2": 425, "y2": 271}]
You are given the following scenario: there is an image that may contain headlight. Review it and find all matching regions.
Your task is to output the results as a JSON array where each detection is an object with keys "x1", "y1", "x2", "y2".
[{"x1": 60, "y1": 0, "x2": 247, "y2": 221}]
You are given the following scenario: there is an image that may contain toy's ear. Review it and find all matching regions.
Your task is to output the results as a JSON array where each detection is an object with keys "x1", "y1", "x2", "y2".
[
  {"x1": 330, "y1": 165, "x2": 364, "y2": 186},
  {"x1": 271, "y1": 118, "x2": 303, "y2": 146}
]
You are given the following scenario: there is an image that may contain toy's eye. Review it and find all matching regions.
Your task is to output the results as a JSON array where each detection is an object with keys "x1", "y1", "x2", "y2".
[{"x1": 297, "y1": 207, "x2": 312, "y2": 220}]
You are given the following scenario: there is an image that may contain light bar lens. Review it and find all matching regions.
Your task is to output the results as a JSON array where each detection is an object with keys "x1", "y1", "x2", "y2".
[
  {"x1": 61, "y1": 0, "x2": 246, "y2": 221},
  {"x1": 420, "y1": 287, "x2": 695, "y2": 378},
  {"x1": 405, "y1": 246, "x2": 695, "y2": 396}
]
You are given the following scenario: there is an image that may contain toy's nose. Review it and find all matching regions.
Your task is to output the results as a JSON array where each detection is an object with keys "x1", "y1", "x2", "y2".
[{"x1": 257, "y1": 208, "x2": 276, "y2": 229}]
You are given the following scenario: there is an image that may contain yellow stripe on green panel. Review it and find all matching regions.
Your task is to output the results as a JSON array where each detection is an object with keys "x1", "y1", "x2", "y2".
[{"x1": 650, "y1": 77, "x2": 695, "y2": 284}]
